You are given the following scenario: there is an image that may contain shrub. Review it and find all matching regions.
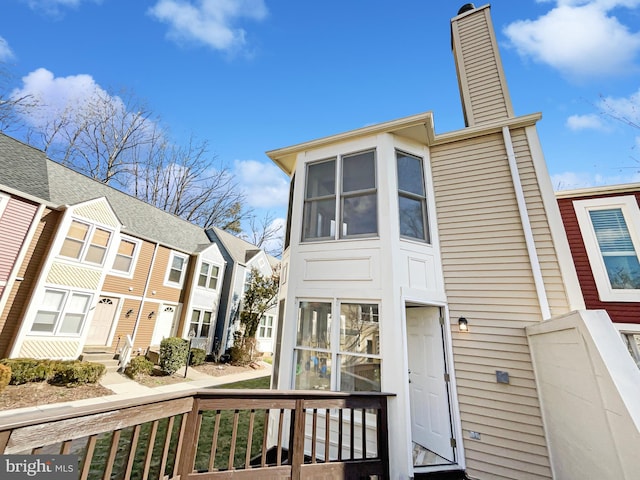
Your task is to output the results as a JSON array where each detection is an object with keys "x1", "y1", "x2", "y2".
[
  {"x1": 0, "y1": 364, "x2": 11, "y2": 393},
  {"x1": 0, "y1": 358, "x2": 56, "y2": 384},
  {"x1": 189, "y1": 348, "x2": 206, "y2": 366},
  {"x1": 124, "y1": 355, "x2": 154, "y2": 379},
  {"x1": 228, "y1": 335, "x2": 257, "y2": 366},
  {"x1": 49, "y1": 361, "x2": 106, "y2": 386},
  {"x1": 159, "y1": 337, "x2": 189, "y2": 375}
]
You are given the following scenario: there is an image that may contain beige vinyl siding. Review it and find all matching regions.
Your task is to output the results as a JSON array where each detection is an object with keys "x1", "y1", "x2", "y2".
[
  {"x1": 453, "y1": 7, "x2": 512, "y2": 126},
  {"x1": 431, "y1": 133, "x2": 552, "y2": 480},
  {"x1": 147, "y1": 246, "x2": 185, "y2": 302},
  {"x1": 511, "y1": 128, "x2": 572, "y2": 317},
  {"x1": 102, "y1": 239, "x2": 155, "y2": 294},
  {"x1": 110, "y1": 299, "x2": 160, "y2": 351}
]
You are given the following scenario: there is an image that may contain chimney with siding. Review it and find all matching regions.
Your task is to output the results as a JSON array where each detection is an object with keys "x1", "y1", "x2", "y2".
[{"x1": 451, "y1": 4, "x2": 514, "y2": 127}]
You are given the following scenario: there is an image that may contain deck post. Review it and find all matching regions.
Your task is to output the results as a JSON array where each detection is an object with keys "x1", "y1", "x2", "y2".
[
  {"x1": 178, "y1": 398, "x2": 201, "y2": 478},
  {"x1": 290, "y1": 399, "x2": 306, "y2": 480}
]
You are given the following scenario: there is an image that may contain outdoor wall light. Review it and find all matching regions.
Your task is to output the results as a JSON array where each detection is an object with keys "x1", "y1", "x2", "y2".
[
  {"x1": 148, "y1": 311, "x2": 156, "y2": 319},
  {"x1": 125, "y1": 309, "x2": 134, "y2": 318},
  {"x1": 458, "y1": 317, "x2": 469, "y2": 332}
]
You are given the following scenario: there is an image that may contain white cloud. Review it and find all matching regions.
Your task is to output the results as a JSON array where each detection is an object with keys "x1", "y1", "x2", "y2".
[
  {"x1": 504, "y1": 1, "x2": 640, "y2": 80},
  {"x1": 148, "y1": 0, "x2": 268, "y2": 53},
  {"x1": 0, "y1": 36, "x2": 14, "y2": 61},
  {"x1": 552, "y1": 170, "x2": 640, "y2": 190},
  {"x1": 25, "y1": 0, "x2": 101, "y2": 15},
  {"x1": 10, "y1": 68, "x2": 124, "y2": 131},
  {"x1": 234, "y1": 159, "x2": 289, "y2": 209},
  {"x1": 566, "y1": 113, "x2": 606, "y2": 130},
  {"x1": 599, "y1": 88, "x2": 640, "y2": 121}
]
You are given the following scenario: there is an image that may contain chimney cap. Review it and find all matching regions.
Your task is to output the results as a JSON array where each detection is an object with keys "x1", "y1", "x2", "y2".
[{"x1": 457, "y1": 3, "x2": 475, "y2": 15}]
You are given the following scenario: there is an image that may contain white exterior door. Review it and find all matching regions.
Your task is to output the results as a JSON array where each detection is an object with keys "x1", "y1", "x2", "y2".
[
  {"x1": 407, "y1": 306, "x2": 454, "y2": 462},
  {"x1": 86, "y1": 297, "x2": 118, "y2": 345},
  {"x1": 151, "y1": 305, "x2": 178, "y2": 345}
]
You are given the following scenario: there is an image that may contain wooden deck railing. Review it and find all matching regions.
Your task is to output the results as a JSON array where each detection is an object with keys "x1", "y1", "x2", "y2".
[{"x1": 0, "y1": 389, "x2": 393, "y2": 480}]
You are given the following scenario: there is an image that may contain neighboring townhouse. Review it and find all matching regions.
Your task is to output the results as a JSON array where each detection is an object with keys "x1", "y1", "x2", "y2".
[
  {"x1": 0, "y1": 133, "x2": 226, "y2": 363},
  {"x1": 205, "y1": 226, "x2": 279, "y2": 358},
  {"x1": 556, "y1": 182, "x2": 640, "y2": 364},
  {"x1": 266, "y1": 4, "x2": 640, "y2": 480}
]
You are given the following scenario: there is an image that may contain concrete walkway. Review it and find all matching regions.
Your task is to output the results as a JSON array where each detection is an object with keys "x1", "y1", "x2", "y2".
[{"x1": 0, "y1": 363, "x2": 272, "y2": 420}]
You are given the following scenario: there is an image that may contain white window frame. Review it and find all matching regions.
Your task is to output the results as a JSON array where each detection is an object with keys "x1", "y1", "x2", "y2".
[
  {"x1": 616, "y1": 324, "x2": 640, "y2": 369},
  {"x1": 396, "y1": 150, "x2": 430, "y2": 243},
  {"x1": 189, "y1": 308, "x2": 213, "y2": 338},
  {"x1": 30, "y1": 288, "x2": 93, "y2": 337},
  {"x1": 302, "y1": 149, "x2": 378, "y2": 242},
  {"x1": 258, "y1": 314, "x2": 274, "y2": 339},
  {"x1": 59, "y1": 219, "x2": 114, "y2": 266},
  {"x1": 197, "y1": 261, "x2": 221, "y2": 290},
  {"x1": 110, "y1": 235, "x2": 141, "y2": 277},
  {"x1": 165, "y1": 251, "x2": 189, "y2": 287},
  {"x1": 292, "y1": 298, "x2": 382, "y2": 393},
  {"x1": 574, "y1": 196, "x2": 640, "y2": 302}
]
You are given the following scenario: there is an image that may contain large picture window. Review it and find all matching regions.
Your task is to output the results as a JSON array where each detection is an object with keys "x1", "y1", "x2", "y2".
[
  {"x1": 397, "y1": 151, "x2": 430, "y2": 242},
  {"x1": 574, "y1": 196, "x2": 640, "y2": 302},
  {"x1": 294, "y1": 300, "x2": 381, "y2": 392},
  {"x1": 60, "y1": 220, "x2": 112, "y2": 265},
  {"x1": 31, "y1": 289, "x2": 92, "y2": 336},
  {"x1": 302, "y1": 150, "x2": 377, "y2": 242}
]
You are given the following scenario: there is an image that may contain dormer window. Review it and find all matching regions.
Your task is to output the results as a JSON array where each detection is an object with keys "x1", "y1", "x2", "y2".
[
  {"x1": 302, "y1": 150, "x2": 377, "y2": 241},
  {"x1": 60, "y1": 220, "x2": 112, "y2": 266}
]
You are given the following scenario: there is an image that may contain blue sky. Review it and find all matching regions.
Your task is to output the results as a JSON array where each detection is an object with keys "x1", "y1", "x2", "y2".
[{"x1": 2, "y1": 0, "x2": 640, "y2": 237}]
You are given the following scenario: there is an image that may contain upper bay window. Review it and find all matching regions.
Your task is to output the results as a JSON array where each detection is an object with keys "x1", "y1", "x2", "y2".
[
  {"x1": 397, "y1": 151, "x2": 430, "y2": 242},
  {"x1": 574, "y1": 196, "x2": 640, "y2": 302},
  {"x1": 60, "y1": 220, "x2": 112, "y2": 265},
  {"x1": 302, "y1": 150, "x2": 377, "y2": 242},
  {"x1": 396, "y1": 152, "x2": 430, "y2": 242}
]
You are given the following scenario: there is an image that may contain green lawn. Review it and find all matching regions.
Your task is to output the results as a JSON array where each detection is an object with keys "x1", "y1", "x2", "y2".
[{"x1": 89, "y1": 374, "x2": 273, "y2": 478}]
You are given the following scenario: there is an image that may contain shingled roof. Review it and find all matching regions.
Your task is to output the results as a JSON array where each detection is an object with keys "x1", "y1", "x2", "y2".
[
  {"x1": 206, "y1": 226, "x2": 279, "y2": 267},
  {"x1": 0, "y1": 133, "x2": 212, "y2": 253}
]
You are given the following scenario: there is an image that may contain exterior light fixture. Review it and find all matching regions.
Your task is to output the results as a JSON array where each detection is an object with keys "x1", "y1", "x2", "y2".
[
  {"x1": 458, "y1": 317, "x2": 469, "y2": 332},
  {"x1": 148, "y1": 311, "x2": 156, "y2": 319},
  {"x1": 125, "y1": 309, "x2": 134, "y2": 318}
]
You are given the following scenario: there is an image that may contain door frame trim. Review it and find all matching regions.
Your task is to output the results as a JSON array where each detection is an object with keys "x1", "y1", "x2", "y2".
[
  {"x1": 401, "y1": 300, "x2": 465, "y2": 474},
  {"x1": 86, "y1": 296, "x2": 122, "y2": 347}
]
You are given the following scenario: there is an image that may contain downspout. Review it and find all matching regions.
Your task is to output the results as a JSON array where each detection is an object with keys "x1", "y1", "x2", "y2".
[
  {"x1": 131, "y1": 242, "x2": 160, "y2": 346},
  {"x1": 502, "y1": 126, "x2": 552, "y2": 319}
]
